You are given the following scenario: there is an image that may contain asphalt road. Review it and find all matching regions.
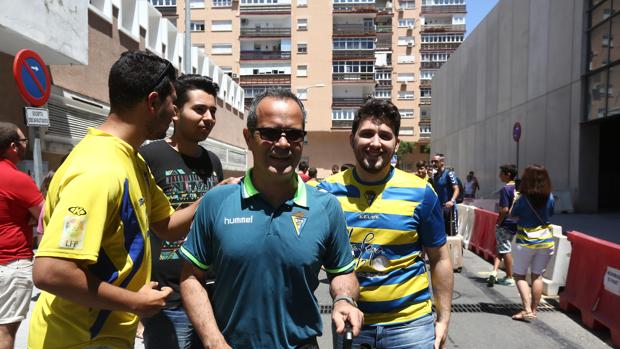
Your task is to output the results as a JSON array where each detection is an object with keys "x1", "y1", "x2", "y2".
[{"x1": 16, "y1": 249, "x2": 614, "y2": 348}]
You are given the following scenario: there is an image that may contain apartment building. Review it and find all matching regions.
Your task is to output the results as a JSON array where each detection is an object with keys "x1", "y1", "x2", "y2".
[{"x1": 155, "y1": 0, "x2": 465, "y2": 176}]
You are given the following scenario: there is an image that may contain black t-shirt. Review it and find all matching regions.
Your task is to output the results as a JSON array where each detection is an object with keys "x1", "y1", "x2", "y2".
[{"x1": 139, "y1": 140, "x2": 223, "y2": 308}]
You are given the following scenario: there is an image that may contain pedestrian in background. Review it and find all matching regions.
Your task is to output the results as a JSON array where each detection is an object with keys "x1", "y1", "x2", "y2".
[
  {"x1": 298, "y1": 160, "x2": 310, "y2": 182},
  {"x1": 463, "y1": 171, "x2": 480, "y2": 199},
  {"x1": 306, "y1": 167, "x2": 320, "y2": 187},
  {"x1": 415, "y1": 160, "x2": 430, "y2": 182},
  {"x1": 509, "y1": 165, "x2": 555, "y2": 321},
  {"x1": 0, "y1": 122, "x2": 44, "y2": 349},
  {"x1": 431, "y1": 154, "x2": 460, "y2": 236},
  {"x1": 487, "y1": 164, "x2": 517, "y2": 287}
]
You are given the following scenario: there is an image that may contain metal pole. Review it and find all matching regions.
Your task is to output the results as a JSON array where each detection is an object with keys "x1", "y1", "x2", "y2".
[
  {"x1": 516, "y1": 140, "x2": 520, "y2": 178},
  {"x1": 184, "y1": 0, "x2": 191, "y2": 73},
  {"x1": 32, "y1": 127, "x2": 43, "y2": 187}
]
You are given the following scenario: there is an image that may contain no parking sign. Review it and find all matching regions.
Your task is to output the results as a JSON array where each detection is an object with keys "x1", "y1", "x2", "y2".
[{"x1": 12, "y1": 49, "x2": 52, "y2": 107}]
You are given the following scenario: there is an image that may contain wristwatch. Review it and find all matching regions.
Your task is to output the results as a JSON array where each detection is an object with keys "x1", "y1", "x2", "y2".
[{"x1": 333, "y1": 295, "x2": 357, "y2": 308}]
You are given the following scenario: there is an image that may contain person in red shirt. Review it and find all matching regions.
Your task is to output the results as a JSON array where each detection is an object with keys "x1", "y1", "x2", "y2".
[
  {"x1": 0, "y1": 122, "x2": 44, "y2": 349},
  {"x1": 298, "y1": 160, "x2": 310, "y2": 182}
]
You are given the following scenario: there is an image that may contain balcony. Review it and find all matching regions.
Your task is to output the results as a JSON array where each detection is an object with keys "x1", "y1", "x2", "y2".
[
  {"x1": 376, "y1": 24, "x2": 392, "y2": 33},
  {"x1": 376, "y1": 36, "x2": 392, "y2": 50},
  {"x1": 421, "y1": 4, "x2": 466, "y2": 14},
  {"x1": 332, "y1": 119, "x2": 354, "y2": 129},
  {"x1": 421, "y1": 42, "x2": 462, "y2": 51},
  {"x1": 333, "y1": 4, "x2": 378, "y2": 14},
  {"x1": 333, "y1": 24, "x2": 376, "y2": 36},
  {"x1": 333, "y1": 50, "x2": 376, "y2": 60},
  {"x1": 421, "y1": 61, "x2": 445, "y2": 69},
  {"x1": 420, "y1": 79, "x2": 432, "y2": 87},
  {"x1": 421, "y1": 24, "x2": 466, "y2": 32},
  {"x1": 420, "y1": 96, "x2": 432, "y2": 105},
  {"x1": 332, "y1": 97, "x2": 366, "y2": 108},
  {"x1": 240, "y1": 74, "x2": 291, "y2": 86},
  {"x1": 332, "y1": 72, "x2": 375, "y2": 83},
  {"x1": 240, "y1": 27, "x2": 291, "y2": 37},
  {"x1": 240, "y1": 51, "x2": 291, "y2": 60},
  {"x1": 376, "y1": 7, "x2": 393, "y2": 16},
  {"x1": 239, "y1": 4, "x2": 291, "y2": 14}
]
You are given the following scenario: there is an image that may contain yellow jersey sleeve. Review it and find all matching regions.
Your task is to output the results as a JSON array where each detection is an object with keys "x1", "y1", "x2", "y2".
[
  {"x1": 148, "y1": 170, "x2": 174, "y2": 223},
  {"x1": 37, "y1": 171, "x2": 123, "y2": 264}
]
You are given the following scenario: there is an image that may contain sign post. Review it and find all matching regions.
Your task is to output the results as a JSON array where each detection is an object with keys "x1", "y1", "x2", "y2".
[
  {"x1": 13, "y1": 49, "x2": 52, "y2": 187},
  {"x1": 513, "y1": 122, "x2": 522, "y2": 177}
]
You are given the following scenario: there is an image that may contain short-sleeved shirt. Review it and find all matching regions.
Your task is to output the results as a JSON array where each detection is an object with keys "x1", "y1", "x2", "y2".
[
  {"x1": 29, "y1": 128, "x2": 174, "y2": 349},
  {"x1": 319, "y1": 167, "x2": 446, "y2": 326},
  {"x1": 511, "y1": 194, "x2": 555, "y2": 249},
  {"x1": 498, "y1": 181, "x2": 517, "y2": 231},
  {"x1": 0, "y1": 159, "x2": 43, "y2": 264},
  {"x1": 179, "y1": 170, "x2": 354, "y2": 348},
  {"x1": 433, "y1": 169, "x2": 458, "y2": 204},
  {"x1": 139, "y1": 140, "x2": 223, "y2": 308}
]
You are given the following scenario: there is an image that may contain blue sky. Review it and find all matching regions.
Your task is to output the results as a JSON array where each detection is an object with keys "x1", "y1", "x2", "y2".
[{"x1": 465, "y1": 0, "x2": 500, "y2": 37}]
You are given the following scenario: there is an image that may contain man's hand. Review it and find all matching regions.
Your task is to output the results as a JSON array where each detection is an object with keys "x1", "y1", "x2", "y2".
[
  {"x1": 434, "y1": 320, "x2": 449, "y2": 349},
  {"x1": 204, "y1": 336, "x2": 232, "y2": 349},
  {"x1": 444, "y1": 200, "x2": 455, "y2": 208},
  {"x1": 332, "y1": 301, "x2": 364, "y2": 337},
  {"x1": 132, "y1": 282, "x2": 172, "y2": 318},
  {"x1": 217, "y1": 177, "x2": 241, "y2": 186}
]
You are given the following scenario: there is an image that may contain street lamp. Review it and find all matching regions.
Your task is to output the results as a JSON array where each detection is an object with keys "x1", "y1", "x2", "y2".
[{"x1": 297, "y1": 84, "x2": 325, "y2": 100}]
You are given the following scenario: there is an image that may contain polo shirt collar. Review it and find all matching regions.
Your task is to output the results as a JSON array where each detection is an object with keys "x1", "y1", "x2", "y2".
[{"x1": 241, "y1": 169, "x2": 308, "y2": 207}]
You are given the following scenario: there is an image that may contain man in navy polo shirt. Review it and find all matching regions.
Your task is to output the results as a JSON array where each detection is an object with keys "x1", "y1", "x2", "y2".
[
  {"x1": 179, "y1": 89, "x2": 363, "y2": 349},
  {"x1": 431, "y1": 153, "x2": 460, "y2": 236}
]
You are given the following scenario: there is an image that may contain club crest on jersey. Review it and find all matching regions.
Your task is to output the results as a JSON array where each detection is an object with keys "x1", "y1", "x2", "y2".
[
  {"x1": 291, "y1": 212, "x2": 307, "y2": 237},
  {"x1": 364, "y1": 190, "x2": 377, "y2": 206}
]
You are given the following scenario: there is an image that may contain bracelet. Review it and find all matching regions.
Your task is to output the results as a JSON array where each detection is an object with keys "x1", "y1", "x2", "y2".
[{"x1": 333, "y1": 295, "x2": 357, "y2": 308}]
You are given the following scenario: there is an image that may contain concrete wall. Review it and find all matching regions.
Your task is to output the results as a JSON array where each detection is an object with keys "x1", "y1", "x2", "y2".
[{"x1": 431, "y1": 0, "x2": 584, "y2": 208}]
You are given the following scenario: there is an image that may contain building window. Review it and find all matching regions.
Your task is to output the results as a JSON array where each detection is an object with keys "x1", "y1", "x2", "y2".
[
  {"x1": 398, "y1": 19, "x2": 415, "y2": 28},
  {"x1": 397, "y1": 55, "x2": 415, "y2": 63},
  {"x1": 421, "y1": 34, "x2": 464, "y2": 43},
  {"x1": 333, "y1": 38, "x2": 375, "y2": 50},
  {"x1": 397, "y1": 73, "x2": 415, "y2": 82},
  {"x1": 401, "y1": 109, "x2": 414, "y2": 118},
  {"x1": 374, "y1": 89, "x2": 391, "y2": 99},
  {"x1": 375, "y1": 71, "x2": 392, "y2": 80},
  {"x1": 297, "y1": 88, "x2": 308, "y2": 100},
  {"x1": 297, "y1": 18, "x2": 308, "y2": 31},
  {"x1": 332, "y1": 61, "x2": 374, "y2": 73},
  {"x1": 221, "y1": 67, "x2": 233, "y2": 76},
  {"x1": 297, "y1": 0, "x2": 307, "y2": 6},
  {"x1": 420, "y1": 88, "x2": 432, "y2": 97},
  {"x1": 190, "y1": 21, "x2": 205, "y2": 31},
  {"x1": 190, "y1": 0, "x2": 204, "y2": 8},
  {"x1": 399, "y1": 127, "x2": 414, "y2": 135},
  {"x1": 398, "y1": 91, "x2": 415, "y2": 100},
  {"x1": 399, "y1": 0, "x2": 415, "y2": 9},
  {"x1": 297, "y1": 65, "x2": 308, "y2": 77},
  {"x1": 212, "y1": 43, "x2": 233, "y2": 54},
  {"x1": 150, "y1": 0, "x2": 177, "y2": 6},
  {"x1": 420, "y1": 70, "x2": 435, "y2": 80},
  {"x1": 332, "y1": 109, "x2": 356, "y2": 120},
  {"x1": 211, "y1": 20, "x2": 232, "y2": 31},
  {"x1": 398, "y1": 36, "x2": 415, "y2": 46},
  {"x1": 297, "y1": 43, "x2": 308, "y2": 54},
  {"x1": 421, "y1": 53, "x2": 450, "y2": 62},
  {"x1": 212, "y1": 0, "x2": 232, "y2": 6}
]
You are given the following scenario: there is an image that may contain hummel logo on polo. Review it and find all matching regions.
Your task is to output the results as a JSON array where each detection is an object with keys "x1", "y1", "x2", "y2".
[{"x1": 224, "y1": 216, "x2": 254, "y2": 224}]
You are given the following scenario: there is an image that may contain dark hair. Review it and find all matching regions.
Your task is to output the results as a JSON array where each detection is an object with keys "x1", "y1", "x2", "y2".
[
  {"x1": 308, "y1": 167, "x2": 317, "y2": 178},
  {"x1": 416, "y1": 160, "x2": 427, "y2": 169},
  {"x1": 352, "y1": 99, "x2": 400, "y2": 136},
  {"x1": 298, "y1": 160, "x2": 309, "y2": 172},
  {"x1": 174, "y1": 74, "x2": 219, "y2": 109},
  {"x1": 519, "y1": 164, "x2": 552, "y2": 209},
  {"x1": 108, "y1": 50, "x2": 177, "y2": 113},
  {"x1": 341, "y1": 163, "x2": 355, "y2": 171},
  {"x1": 433, "y1": 153, "x2": 445, "y2": 159},
  {"x1": 499, "y1": 164, "x2": 517, "y2": 180},
  {"x1": 0, "y1": 122, "x2": 19, "y2": 155},
  {"x1": 247, "y1": 89, "x2": 306, "y2": 132}
]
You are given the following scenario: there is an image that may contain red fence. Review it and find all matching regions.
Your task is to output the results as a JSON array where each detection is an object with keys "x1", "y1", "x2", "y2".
[{"x1": 467, "y1": 208, "x2": 498, "y2": 262}]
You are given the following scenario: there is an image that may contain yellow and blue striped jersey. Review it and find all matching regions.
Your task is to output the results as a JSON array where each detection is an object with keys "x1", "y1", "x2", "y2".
[
  {"x1": 29, "y1": 128, "x2": 174, "y2": 349},
  {"x1": 511, "y1": 194, "x2": 555, "y2": 249},
  {"x1": 319, "y1": 167, "x2": 446, "y2": 326}
]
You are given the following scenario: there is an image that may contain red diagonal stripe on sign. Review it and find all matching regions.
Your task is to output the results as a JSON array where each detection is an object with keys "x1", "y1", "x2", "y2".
[{"x1": 21, "y1": 60, "x2": 45, "y2": 95}]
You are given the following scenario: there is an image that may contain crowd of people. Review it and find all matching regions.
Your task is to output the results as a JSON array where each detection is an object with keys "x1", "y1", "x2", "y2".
[{"x1": 0, "y1": 50, "x2": 556, "y2": 349}]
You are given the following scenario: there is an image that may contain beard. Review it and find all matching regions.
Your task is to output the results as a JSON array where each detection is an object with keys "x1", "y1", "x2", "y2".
[
  {"x1": 147, "y1": 111, "x2": 172, "y2": 140},
  {"x1": 355, "y1": 150, "x2": 390, "y2": 174}
]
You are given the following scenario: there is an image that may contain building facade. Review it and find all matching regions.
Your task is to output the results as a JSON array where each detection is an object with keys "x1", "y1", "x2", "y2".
[
  {"x1": 431, "y1": 0, "x2": 620, "y2": 212},
  {"x1": 155, "y1": 0, "x2": 466, "y2": 176},
  {"x1": 0, "y1": 0, "x2": 248, "y2": 180}
]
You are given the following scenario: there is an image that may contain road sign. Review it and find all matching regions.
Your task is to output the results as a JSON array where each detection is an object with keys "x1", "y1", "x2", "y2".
[
  {"x1": 513, "y1": 122, "x2": 522, "y2": 142},
  {"x1": 13, "y1": 49, "x2": 52, "y2": 107},
  {"x1": 24, "y1": 107, "x2": 50, "y2": 127}
]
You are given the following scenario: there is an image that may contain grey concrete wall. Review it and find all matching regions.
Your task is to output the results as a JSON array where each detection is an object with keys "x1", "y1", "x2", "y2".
[{"x1": 431, "y1": 0, "x2": 585, "y2": 207}]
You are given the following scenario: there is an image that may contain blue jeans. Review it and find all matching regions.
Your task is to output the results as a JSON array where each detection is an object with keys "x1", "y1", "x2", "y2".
[
  {"x1": 334, "y1": 314, "x2": 435, "y2": 349},
  {"x1": 142, "y1": 307, "x2": 203, "y2": 349}
]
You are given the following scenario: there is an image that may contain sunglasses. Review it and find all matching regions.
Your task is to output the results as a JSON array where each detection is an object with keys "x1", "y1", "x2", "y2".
[
  {"x1": 150, "y1": 61, "x2": 173, "y2": 92},
  {"x1": 254, "y1": 127, "x2": 307, "y2": 143}
]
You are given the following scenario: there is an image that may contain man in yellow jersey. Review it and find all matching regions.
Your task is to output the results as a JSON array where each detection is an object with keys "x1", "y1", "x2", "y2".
[
  {"x1": 319, "y1": 99, "x2": 453, "y2": 349},
  {"x1": 29, "y1": 51, "x2": 202, "y2": 349}
]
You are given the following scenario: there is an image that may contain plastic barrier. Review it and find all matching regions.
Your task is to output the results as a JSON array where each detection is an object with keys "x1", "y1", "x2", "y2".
[
  {"x1": 559, "y1": 231, "x2": 620, "y2": 347},
  {"x1": 467, "y1": 199, "x2": 498, "y2": 212},
  {"x1": 542, "y1": 225, "x2": 571, "y2": 296},
  {"x1": 456, "y1": 204, "x2": 476, "y2": 249},
  {"x1": 468, "y1": 208, "x2": 498, "y2": 262}
]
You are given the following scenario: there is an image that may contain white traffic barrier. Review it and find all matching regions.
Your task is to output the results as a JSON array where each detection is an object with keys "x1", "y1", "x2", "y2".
[
  {"x1": 543, "y1": 225, "x2": 572, "y2": 296},
  {"x1": 457, "y1": 204, "x2": 476, "y2": 249}
]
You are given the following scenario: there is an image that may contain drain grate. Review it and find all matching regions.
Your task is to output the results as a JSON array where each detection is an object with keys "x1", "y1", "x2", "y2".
[{"x1": 319, "y1": 302, "x2": 558, "y2": 315}]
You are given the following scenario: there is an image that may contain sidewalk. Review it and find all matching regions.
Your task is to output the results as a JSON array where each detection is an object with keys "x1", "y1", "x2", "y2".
[{"x1": 16, "y1": 249, "x2": 614, "y2": 348}]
